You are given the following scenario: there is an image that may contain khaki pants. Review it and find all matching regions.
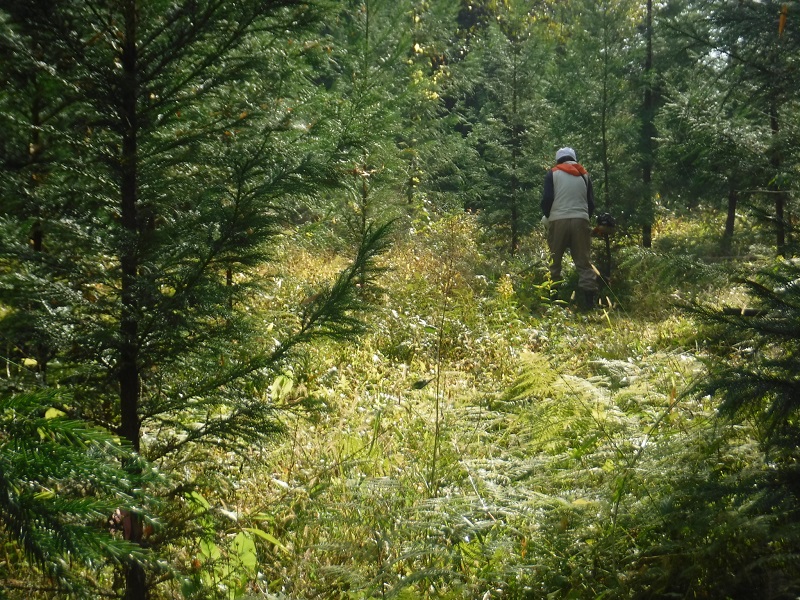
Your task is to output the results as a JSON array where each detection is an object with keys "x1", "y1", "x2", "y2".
[{"x1": 547, "y1": 218, "x2": 597, "y2": 292}]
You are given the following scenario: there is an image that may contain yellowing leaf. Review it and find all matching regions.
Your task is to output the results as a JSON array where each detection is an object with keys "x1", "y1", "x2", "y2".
[{"x1": 45, "y1": 407, "x2": 65, "y2": 419}]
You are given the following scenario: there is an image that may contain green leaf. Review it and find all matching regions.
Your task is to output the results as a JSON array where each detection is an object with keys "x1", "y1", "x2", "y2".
[
  {"x1": 243, "y1": 527, "x2": 290, "y2": 555},
  {"x1": 232, "y1": 532, "x2": 258, "y2": 570},
  {"x1": 199, "y1": 539, "x2": 221, "y2": 561},
  {"x1": 187, "y1": 491, "x2": 211, "y2": 510},
  {"x1": 271, "y1": 375, "x2": 294, "y2": 402}
]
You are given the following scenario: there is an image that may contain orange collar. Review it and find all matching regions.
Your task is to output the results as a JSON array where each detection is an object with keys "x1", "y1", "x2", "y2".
[{"x1": 552, "y1": 163, "x2": 587, "y2": 176}]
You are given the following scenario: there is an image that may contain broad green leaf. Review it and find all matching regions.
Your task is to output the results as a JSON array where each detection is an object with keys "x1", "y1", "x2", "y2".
[{"x1": 233, "y1": 532, "x2": 258, "y2": 570}]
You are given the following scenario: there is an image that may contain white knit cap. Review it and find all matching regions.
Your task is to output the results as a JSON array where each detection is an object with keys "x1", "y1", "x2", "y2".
[{"x1": 555, "y1": 147, "x2": 577, "y2": 162}]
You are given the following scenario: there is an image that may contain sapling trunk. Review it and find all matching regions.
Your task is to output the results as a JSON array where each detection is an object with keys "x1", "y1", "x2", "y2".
[{"x1": 427, "y1": 224, "x2": 457, "y2": 497}]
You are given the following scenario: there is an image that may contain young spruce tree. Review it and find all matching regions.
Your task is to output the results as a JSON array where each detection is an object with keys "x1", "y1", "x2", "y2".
[
  {"x1": 0, "y1": 1, "x2": 389, "y2": 597},
  {"x1": 453, "y1": 2, "x2": 549, "y2": 255}
]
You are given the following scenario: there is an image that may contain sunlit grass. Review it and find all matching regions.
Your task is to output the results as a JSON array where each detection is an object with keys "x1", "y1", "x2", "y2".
[
  {"x1": 144, "y1": 203, "x2": 799, "y2": 600},
  {"x1": 207, "y1": 209, "x2": 760, "y2": 599}
]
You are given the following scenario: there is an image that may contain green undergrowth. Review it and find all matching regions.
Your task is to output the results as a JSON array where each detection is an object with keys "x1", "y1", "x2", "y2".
[
  {"x1": 156, "y1": 210, "x2": 800, "y2": 600},
  {"x1": 167, "y1": 211, "x2": 789, "y2": 600}
]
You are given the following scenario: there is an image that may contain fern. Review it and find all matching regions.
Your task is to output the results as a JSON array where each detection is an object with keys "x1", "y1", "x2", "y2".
[{"x1": 616, "y1": 247, "x2": 731, "y2": 313}]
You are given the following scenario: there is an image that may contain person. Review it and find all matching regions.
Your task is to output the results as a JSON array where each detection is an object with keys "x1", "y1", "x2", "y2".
[{"x1": 541, "y1": 147, "x2": 598, "y2": 309}]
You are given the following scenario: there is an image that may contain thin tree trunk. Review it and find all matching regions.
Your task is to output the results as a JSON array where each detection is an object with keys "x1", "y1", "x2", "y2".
[
  {"x1": 641, "y1": 0, "x2": 654, "y2": 248},
  {"x1": 120, "y1": 0, "x2": 141, "y2": 464},
  {"x1": 29, "y1": 83, "x2": 49, "y2": 380},
  {"x1": 227, "y1": 267, "x2": 234, "y2": 310},
  {"x1": 601, "y1": 2, "x2": 611, "y2": 211},
  {"x1": 510, "y1": 46, "x2": 519, "y2": 256},
  {"x1": 120, "y1": 2, "x2": 147, "y2": 598},
  {"x1": 770, "y1": 104, "x2": 786, "y2": 257},
  {"x1": 29, "y1": 85, "x2": 43, "y2": 253},
  {"x1": 723, "y1": 178, "x2": 737, "y2": 252},
  {"x1": 359, "y1": 172, "x2": 369, "y2": 288},
  {"x1": 601, "y1": 82, "x2": 610, "y2": 211}
]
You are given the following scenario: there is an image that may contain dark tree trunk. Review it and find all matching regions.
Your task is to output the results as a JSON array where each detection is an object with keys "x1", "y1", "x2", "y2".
[
  {"x1": 227, "y1": 266, "x2": 234, "y2": 310},
  {"x1": 600, "y1": 9, "x2": 611, "y2": 212},
  {"x1": 119, "y1": 2, "x2": 147, "y2": 598},
  {"x1": 30, "y1": 221, "x2": 43, "y2": 252},
  {"x1": 29, "y1": 88, "x2": 49, "y2": 380},
  {"x1": 510, "y1": 49, "x2": 520, "y2": 256},
  {"x1": 119, "y1": 0, "x2": 141, "y2": 459},
  {"x1": 29, "y1": 87, "x2": 44, "y2": 252},
  {"x1": 601, "y1": 83, "x2": 610, "y2": 212}
]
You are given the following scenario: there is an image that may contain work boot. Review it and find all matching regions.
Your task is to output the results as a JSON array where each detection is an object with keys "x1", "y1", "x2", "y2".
[{"x1": 580, "y1": 290, "x2": 596, "y2": 311}]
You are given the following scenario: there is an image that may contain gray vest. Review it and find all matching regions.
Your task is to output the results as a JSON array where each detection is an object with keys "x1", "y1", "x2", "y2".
[{"x1": 550, "y1": 164, "x2": 589, "y2": 222}]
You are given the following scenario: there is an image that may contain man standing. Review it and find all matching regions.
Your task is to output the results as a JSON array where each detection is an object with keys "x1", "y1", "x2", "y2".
[{"x1": 541, "y1": 147, "x2": 598, "y2": 309}]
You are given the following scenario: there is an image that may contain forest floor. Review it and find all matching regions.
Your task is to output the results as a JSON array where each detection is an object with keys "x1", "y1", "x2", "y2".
[{"x1": 198, "y1": 210, "x2": 778, "y2": 599}]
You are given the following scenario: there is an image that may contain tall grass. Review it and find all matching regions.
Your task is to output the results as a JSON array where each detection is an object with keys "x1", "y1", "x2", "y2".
[{"x1": 149, "y1": 210, "x2": 794, "y2": 599}]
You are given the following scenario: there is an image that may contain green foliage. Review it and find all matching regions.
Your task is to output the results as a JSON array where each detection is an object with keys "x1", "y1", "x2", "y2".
[
  {"x1": 314, "y1": 0, "x2": 415, "y2": 246},
  {"x1": 448, "y1": 4, "x2": 550, "y2": 254},
  {"x1": 628, "y1": 258, "x2": 800, "y2": 598},
  {"x1": 656, "y1": 69, "x2": 767, "y2": 210},
  {"x1": 0, "y1": 389, "x2": 158, "y2": 594},
  {"x1": 2, "y1": 0, "x2": 800, "y2": 597},
  {"x1": 174, "y1": 490, "x2": 266, "y2": 600},
  {"x1": 0, "y1": 1, "x2": 393, "y2": 597},
  {"x1": 615, "y1": 245, "x2": 731, "y2": 315},
  {"x1": 231, "y1": 203, "x2": 800, "y2": 599},
  {"x1": 3, "y1": 182, "x2": 797, "y2": 599},
  {"x1": 689, "y1": 259, "x2": 800, "y2": 450},
  {"x1": 544, "y1": 0, "x2": 643, "y2": 219},
  {"x1": 657, "y1": 0, "x2": 800, "y2": 255}
]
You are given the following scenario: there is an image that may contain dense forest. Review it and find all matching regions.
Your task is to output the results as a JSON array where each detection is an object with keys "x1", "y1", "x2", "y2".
[{"x1": 1, "y1": 0, "x2": 799, "y2": 598}]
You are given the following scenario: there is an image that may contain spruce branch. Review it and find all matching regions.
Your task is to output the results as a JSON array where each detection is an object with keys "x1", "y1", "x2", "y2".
[{"x1": 0, "y1": 389, "x2": 159, "y2": 590}]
